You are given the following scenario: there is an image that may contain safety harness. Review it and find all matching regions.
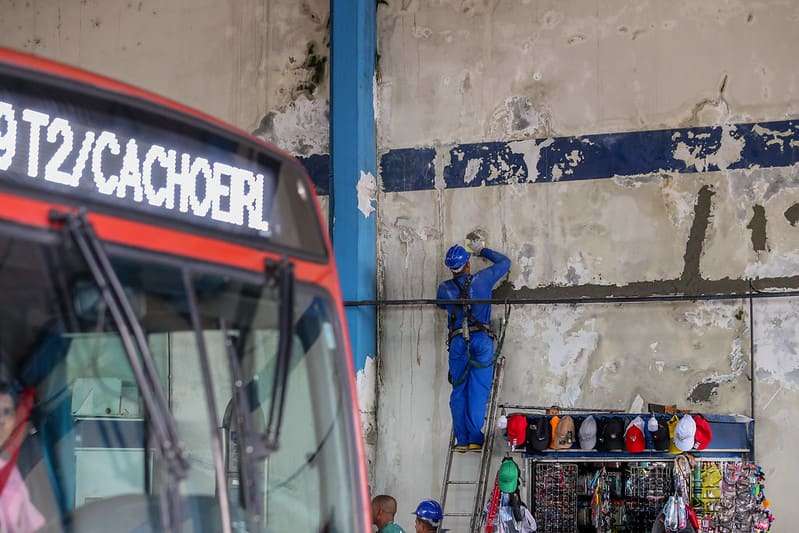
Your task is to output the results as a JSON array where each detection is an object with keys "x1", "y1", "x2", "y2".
[{"x1": 447, "y1": 274, "x2": 496, "y2": 387}]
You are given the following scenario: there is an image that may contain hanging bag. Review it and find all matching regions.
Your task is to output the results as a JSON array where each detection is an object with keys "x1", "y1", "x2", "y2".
[{"x1": 663, "y1": 496, "x2": 679, "y2": 532}]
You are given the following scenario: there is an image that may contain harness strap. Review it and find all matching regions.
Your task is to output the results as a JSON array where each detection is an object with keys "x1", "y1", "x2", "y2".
[
  {"x1": 448, "y1": 323, "x2": 494, "y2": 343},
  {"x1": 448, "y1": 304, "x2": 511, "y2": 387}
]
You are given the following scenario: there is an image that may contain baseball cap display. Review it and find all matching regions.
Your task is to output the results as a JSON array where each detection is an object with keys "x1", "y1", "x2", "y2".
[
  {"x1": 625, "y1": 416, "x2": 646, "y2": 453},
  {"x1": 498, "y1": 458, "x2": 520, "y2": 493},
  {"x1": 506, "y1": 414, "x2": 527, "y2": 448},
  {"x1": 667, "y1": 415, "x2": 681, "y2": 454},
  {"x1": 674, "y1": 414, "x2": 697, "y2": 452},
  {"x1": 692, "y1": 414, "x2": 713, "y2": 450},
  {"x1": 554, "y1": 415, "x2": 576, "y2": 449},
  {"x1": 499, "y1": 410, "x2": 716, "y2": 457},
  {"x1": 644, "y1": 415, "x2": 658, "y2": 449},
  {"x1": 599, "y1": 417, "x2": 625, "y2": 451},
  {"x1": 548, "y1": 416, "x2": 561, "y2": 448},
  {"x1": 579, "y1": 415, "x2": 597, "y2": 450},
  {"x1": 497, "y1": 414, "x2": 508, "y2": 430},
  {"x1": 525, "y1": 415, "x2": 551, "y2": 453},
  {"x1": 652, "y1": 418, "x2": 670, "y2": 451}
]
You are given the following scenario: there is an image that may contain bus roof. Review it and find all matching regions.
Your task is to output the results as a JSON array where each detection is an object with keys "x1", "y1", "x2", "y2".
[{"x1": 0, "y1": 47, "x2": 329, "y2": 263}]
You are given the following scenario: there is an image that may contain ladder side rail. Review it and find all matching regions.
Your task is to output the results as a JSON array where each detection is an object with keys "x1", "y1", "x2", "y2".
[
  {"x1": 469, "y1": 355, "x2": 506, "y2": 532},
  {"x1": 438, "y1": 430, "x2": 456, "y2": 531}
]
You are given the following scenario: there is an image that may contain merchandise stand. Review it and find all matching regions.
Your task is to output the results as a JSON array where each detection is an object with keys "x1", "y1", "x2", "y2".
[{"x1": 495, "y1": 406, "x2": 760, "y2": 533}]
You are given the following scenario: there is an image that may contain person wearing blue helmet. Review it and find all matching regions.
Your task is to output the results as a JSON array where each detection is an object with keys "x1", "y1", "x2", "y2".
[
  {"x1": 437, "y1": 235, "x2": 511, "y2": 452},
  {"x1": 413, "y1": 499, "x2": 443, "y2": 532}
]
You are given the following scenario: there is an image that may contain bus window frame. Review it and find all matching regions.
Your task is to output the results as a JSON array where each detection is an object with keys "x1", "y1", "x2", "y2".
[{"x1": 0, "y1": 216, "x2": 368, "y2": 531}]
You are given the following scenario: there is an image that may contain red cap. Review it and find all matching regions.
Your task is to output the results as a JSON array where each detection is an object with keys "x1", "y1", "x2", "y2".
[
  {"x1": 507, "y1": 414, "x2": 527, "y2": 447},
  {"x1": 693, "y1": 415, "x2": 713, "y2": 450},
  {"x1": 625, "y1": 425, "x2": 645, "y2": 453}
]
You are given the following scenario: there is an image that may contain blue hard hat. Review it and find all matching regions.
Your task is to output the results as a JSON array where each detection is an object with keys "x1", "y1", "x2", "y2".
[
  {"x1": 444, "y1": 245, "x2": 470, "y2": 271},
  {"x1": 414, "y1": 499, "x2": 443, "y2": 526}
]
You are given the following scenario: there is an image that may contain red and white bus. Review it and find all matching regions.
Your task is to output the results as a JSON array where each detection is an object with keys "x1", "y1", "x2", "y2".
[{"x1": 0, "y1": 48, "x2": 369, "y2": 532}]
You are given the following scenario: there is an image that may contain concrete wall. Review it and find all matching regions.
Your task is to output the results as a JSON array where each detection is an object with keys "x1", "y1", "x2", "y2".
[{"x1": 374, "y1": 1, "x2": 799, "y2": 531}]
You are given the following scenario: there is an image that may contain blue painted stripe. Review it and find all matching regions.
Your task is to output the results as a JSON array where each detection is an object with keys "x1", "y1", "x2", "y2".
[
  {"x1": 379, "y1": 147, "x2": 437, "y2": 192},
  {"x1": 297, "y1": 153, "x2": 330, "y2": 196},
  {"x1": 378, "y1": 119, "x2": 799, "y2": 193}
]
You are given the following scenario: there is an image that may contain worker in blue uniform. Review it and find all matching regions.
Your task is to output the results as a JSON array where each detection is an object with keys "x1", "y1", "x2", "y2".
[{"x1": 437, "y1": 240, "x2": 511, "y2": 452}]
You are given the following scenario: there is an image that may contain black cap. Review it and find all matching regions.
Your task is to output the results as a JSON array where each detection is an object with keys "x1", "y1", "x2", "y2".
[
  {"x1": 598, "y1": 417, "x2": 625, "y2": 451},
  {"x1": 652, "y1": 420, "x2": 670, "y2": 451},
  {"x1": 525, "y1": 415, "x2": 551, "y2": 453}
]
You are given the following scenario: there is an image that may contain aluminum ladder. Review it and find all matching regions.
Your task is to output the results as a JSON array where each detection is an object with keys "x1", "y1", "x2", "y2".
[{"x1": 438, "y1": 354, "x2": 507, "y2": 533}]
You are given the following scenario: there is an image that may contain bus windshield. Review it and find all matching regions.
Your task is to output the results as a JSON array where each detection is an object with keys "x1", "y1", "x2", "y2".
[{"x1": 0, "y1": 220, "x2": 358, "y2": 532}]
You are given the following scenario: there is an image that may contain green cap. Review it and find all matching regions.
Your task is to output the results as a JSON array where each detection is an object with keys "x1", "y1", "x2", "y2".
[{"x1": 498, "y1": 459, "x2": 519, "y2": 493}]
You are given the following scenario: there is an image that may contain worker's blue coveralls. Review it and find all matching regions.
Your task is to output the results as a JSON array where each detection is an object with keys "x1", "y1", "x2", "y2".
[{"x1": 437, "y1": 248, "x2": 511, "y2": 446}]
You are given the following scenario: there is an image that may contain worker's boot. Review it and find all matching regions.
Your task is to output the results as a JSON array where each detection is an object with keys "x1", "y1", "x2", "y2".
[
  {"x1": 452, "y1": 444, "x2": 469, "y2": 453},
  {"x1": 468, "y1": 443, "x2": 482, "y2": 452}
]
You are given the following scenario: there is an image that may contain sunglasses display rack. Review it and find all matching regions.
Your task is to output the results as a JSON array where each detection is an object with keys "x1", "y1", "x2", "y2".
[
  {"x1": 625, "y1": 463, "x2": 673, "y2": 530},
  {"x1": 532, "y1": 463, "x2": 578, "y2": 533}
]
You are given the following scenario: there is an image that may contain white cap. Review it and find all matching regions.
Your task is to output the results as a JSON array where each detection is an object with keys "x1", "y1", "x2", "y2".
[
  {"x1": 579, "y1": 415, "x2": 597, "y2": 450},
  {"x1": 497, "y1": 415, "x2": 508, "y2": 430},
  {"x1": 626, "y1": 416, "x2": 645, "y2": 435},
  {"x1": 674, "y1": 414, "x2": 696, "y2": 451},
  {"x1": 647, "y1": 415, "x2": 658, "y2": 432}
]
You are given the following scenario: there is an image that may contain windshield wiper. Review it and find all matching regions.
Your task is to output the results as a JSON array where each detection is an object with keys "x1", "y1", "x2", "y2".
[
  {"x1": 50, "y1": 209, "x2": 188, "y2": 531},
  {"x1": 216, "y1": 258, "x2": 294, "y2": 528},
  {"x1": 262, "y1": 258, "x2": 294, "y2": 452},
  {"x1": 220, "y1": 319, "x2": 264, "y2": 530}
]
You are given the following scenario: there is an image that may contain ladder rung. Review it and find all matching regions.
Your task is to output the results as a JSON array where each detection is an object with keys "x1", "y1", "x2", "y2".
[
  {"x1": 447, "y1": 480, "x2": 477, "y2": 485},
  {"x1": 444, "y1": 512, "x2": 473, "y2": 517}
]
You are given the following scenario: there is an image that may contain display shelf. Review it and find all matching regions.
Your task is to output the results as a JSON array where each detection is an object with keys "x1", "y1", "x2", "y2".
[
  {"x1": 499, "y1": 412, "x2": 753, "y2": 461},
  {"x1": 521, "y1": 450, "x2": 749, "y2": 462}
]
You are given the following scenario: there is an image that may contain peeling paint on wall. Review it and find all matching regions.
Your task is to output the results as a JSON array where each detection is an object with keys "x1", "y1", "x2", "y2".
[
  {"x1": 688, "y1": 337, "x2": 746, "y2": 403},
  {"x1": 507, "y1": 138, "x2": 553, "y2": 183},
  {"x1": 682, "y1": 301, "x2": 742, "y2": 331},
  {"x1": 253, "y1": 95, "x2": 330, "y2": 156},
  {"x1": 379, "y1": 119, "x2": 799, "y2": 193},
  {"x1": 672, "y1": 125, "x2": 745, "y2": 172},
  {"x1": 556, "y1": 253, "x2": 593, "y2": 286},
  {"x1": 755, "y1": 298, "x2": 799, "y2": 390},
  {"x1": 745, "y1": 251, "x2": 799, "y2": 279},
  {"x1": 533, "y1": 306, "x2": 599, "y2": 406},
  {"x1": 357, "y1": 170, "x2": 378, "y2": 218},
  {"x1": 356, "y1": 355, "x2": 378, "y2": 483}
]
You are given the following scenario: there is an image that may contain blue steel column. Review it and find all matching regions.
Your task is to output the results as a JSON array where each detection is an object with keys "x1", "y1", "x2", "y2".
[{"x1": 330, "y1": 0, "x2": 377, "y2": 376}]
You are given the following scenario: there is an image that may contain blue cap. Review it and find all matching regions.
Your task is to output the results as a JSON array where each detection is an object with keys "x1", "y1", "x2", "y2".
[
  {"x1": 414, "y1": 499, "x2": 443, "y2": 526},
  {"x1": 444, "y1": 245, "x2": 470, "y2": 272}
]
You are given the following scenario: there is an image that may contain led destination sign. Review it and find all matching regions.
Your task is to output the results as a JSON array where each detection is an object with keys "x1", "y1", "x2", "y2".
[
  {"x1": 0, "y1": 101, "x2": 272, "y2": 231},
  {"x1": 0, "y1": 68, "x2": 325, "y2": 257}
]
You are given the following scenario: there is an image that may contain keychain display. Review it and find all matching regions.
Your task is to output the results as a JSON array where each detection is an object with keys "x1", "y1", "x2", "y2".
[{"x1": 701, "y1": 463, "x2": 774, "y2": 532}]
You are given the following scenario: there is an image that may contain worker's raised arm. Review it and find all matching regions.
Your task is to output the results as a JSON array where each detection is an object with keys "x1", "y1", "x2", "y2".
[{"x1": 477, "y1": 248, "x2": 511, "y2": 286}]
